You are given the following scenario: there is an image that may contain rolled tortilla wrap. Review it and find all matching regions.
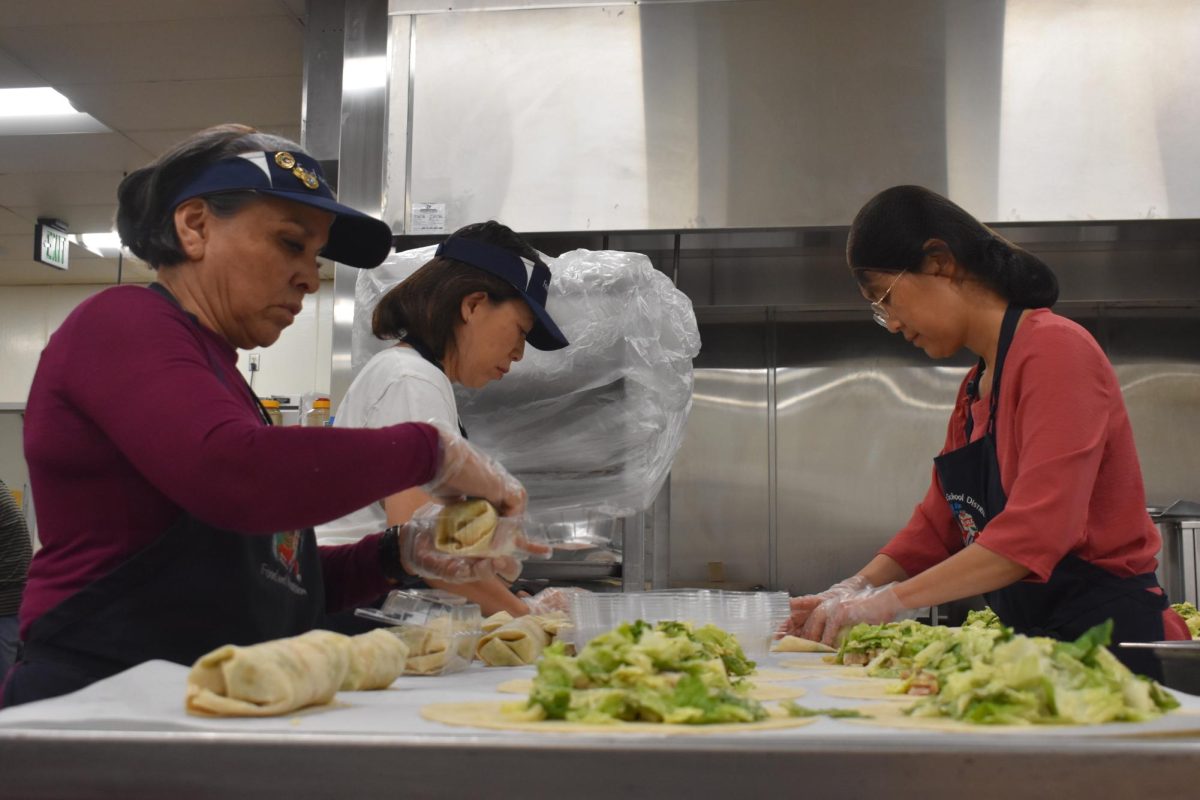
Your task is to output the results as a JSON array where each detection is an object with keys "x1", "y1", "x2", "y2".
[
  {"x1": 435, "y1": 499, "x2": 499, "y2": 555},
  {"x1": 342, "y1": 629, "x2": 411, "y2": 691},
  {"x1": 477, "y1": 615, "x2": 550, "y2": 667},
  {"x1": 186, "y1": 630, "x2": 352, "y2": 717}
]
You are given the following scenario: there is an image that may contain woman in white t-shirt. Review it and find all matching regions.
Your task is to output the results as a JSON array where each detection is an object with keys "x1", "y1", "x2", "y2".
[{"x1": 318, "y1": 221, "x2": 568, "y2": 616}]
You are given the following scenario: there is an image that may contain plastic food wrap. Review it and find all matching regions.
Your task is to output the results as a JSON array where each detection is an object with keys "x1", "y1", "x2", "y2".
[
  {"x1": 353, "y1": 246, "x2": 701, "y2": 538},
  {"x1": 354, "y1": 591, "x2": 483, "y2": 676},
  {"x1": 568, "y1": 590, "x2": 791, "y2": 658}
]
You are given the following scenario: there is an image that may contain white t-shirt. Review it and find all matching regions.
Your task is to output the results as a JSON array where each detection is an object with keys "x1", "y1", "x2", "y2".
[{"x1": 315, "y1": 345, "x2": 459, "y2": 545}]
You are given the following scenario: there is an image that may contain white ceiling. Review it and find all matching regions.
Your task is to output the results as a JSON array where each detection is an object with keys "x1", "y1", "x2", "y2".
[{"x1": 0, "y1": 0, "x2": 311, "y2": 286}]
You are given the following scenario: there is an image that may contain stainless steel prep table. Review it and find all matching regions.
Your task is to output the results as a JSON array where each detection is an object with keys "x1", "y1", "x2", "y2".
[{"x1": 1, "y1": 655, "x2": 1198, "y2": 800}]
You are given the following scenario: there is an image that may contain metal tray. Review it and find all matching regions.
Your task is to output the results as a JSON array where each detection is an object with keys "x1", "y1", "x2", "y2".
[
  {"x1": 1120, "y1": 641, "x2": 1200, "y2": 694},
  {"x1": 519, "y1": 560, "x2": 620, "y2": 580}
]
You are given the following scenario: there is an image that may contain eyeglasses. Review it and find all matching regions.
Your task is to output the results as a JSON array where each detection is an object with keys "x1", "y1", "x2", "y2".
[{"x1": 870, "y1": 270, "x2": 907, "y2": 327}]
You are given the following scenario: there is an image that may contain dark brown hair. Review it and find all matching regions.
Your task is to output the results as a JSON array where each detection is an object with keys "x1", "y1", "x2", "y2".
[
  {"x1": 847, "y1": 185, "x2": 1059, "y2": 309},
  {"x1": 371, "y1": 221, "x2": 542, "y2": 358},
  {"x1": 115, "y1": 123, "x2": 305, "y2": 268}
]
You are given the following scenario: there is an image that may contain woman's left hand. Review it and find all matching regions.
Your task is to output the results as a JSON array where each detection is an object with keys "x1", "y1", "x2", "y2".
[{"x1": 801, "y1": 583, "x2": 911, "y2": 646}]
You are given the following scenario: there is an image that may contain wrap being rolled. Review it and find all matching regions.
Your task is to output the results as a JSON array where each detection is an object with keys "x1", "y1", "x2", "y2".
[
  {"x1": 476, "y1": 615, "x2": 550, "y2": 667},
  {"x1": 435, "y1": 499, "x2": 499, "y2": 555},
  {"x1": 186, "y1": 629, "x2": 409, "y2": 717}
]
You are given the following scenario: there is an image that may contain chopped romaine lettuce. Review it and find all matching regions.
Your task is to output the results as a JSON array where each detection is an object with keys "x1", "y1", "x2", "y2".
[
  {"x1": 527, "y1": 620, "x2": 766, "y2": 724},
  {"x1": 906, "y1": 620, "x2": 1180, "y2": 725},
  {"x1": 1170, "y1": 601, "x2": 1200, "y2": 639}
]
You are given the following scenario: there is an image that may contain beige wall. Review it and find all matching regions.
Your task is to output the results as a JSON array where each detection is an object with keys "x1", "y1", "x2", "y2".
[
  {"x1": 0, "y1": 280, "x2": 336, "y2": 534},
  {"x1": 0, "y1": 280, "x2": 335, "y2": 405}
]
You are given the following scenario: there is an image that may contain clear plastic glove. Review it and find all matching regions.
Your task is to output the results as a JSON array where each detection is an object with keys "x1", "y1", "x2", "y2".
[
  {"x1": 422, "y1": 422, "x2": 527, "y2": 516},
  {"x1": 801, "y1": 582, "x2": 913, "y2": 646},
  {"x1": 398, "y1": 521, "x2": 521, "y2": 584},
  {"x1": 779, "y1": 575, "x2": 871, "y2": 638},
  {"x1": 522, "y1": 587, "x2": 588, "y2": 615}
]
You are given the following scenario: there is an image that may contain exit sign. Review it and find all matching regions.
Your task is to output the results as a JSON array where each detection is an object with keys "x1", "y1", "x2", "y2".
[{"x1": 35, "y1": 219, "x2": 69, "y2": 270}]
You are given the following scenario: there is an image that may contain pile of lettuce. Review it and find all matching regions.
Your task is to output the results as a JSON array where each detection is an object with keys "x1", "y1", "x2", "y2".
[
  {"x1": 836, "y1": 615, "x2": 1009, "y2": 681},
  {"x1": 834, "y1": 613, "x2": 1179, "y2": 724},
  {"x1": 521, "y1": 620, "x2": 767, "y2": 724},
  {"x1": 1171, "y1": 601, "x2": 1200, "y2": 639},
  {"x1": 907, "y1": 621, "x2": 1179, "y2": 724}
]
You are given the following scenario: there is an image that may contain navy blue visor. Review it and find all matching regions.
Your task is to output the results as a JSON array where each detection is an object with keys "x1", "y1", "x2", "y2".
[
  {"x1": 167, "y1": 150, "x2": 393, "y2": 269},
  {"x1": 435, "y1": 237, "x2": 569, "y2": 351}
]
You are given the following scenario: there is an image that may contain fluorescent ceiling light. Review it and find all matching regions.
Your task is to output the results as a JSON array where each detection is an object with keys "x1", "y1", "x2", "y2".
[
  {"x1": 343, "y1": 56, "x2": 387, "y2": 92},
  {"x1": 0, "y1": 86, "x2": 110, "y2": 135},
  {"x1": 72, "y1": 231, "x2": 135, "y2": 259},
  {"x1": 0, "y1": 87, "x2": 79, "y2": 117}
]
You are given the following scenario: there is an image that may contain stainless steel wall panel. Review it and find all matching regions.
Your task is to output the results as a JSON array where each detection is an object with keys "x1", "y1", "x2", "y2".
[
  {"x1": 669, "y1": 312, "x2": 771, "y2": 588},
  {"x1": 385, "y1": 1, "x2": 1200, "y2": 231},
  {"x1": 1104, "y1": 310, "x2": 1200, "y2": 507},
  {"x1": 332, "y1": 0, "x2": 394, "y2": 406},
  {"x1": 301, "y1": 0, "x2": 346, "y2": 163},
  {"x1": 772, "y1": 313, "x2": 970, "y2": 594}
]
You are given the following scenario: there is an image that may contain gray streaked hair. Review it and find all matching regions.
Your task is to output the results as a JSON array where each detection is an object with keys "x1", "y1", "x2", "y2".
[{"x1": 115, "y1": 124, "x2": 308, "y2": 268}]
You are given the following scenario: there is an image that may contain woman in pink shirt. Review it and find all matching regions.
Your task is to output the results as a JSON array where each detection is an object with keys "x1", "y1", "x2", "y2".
[
  {"x1": 785, "y1": 185, "x2": 1187, "y2": 678},
  {"x1": 3, "y1": 124, "x2": 524, "y2": 707}
]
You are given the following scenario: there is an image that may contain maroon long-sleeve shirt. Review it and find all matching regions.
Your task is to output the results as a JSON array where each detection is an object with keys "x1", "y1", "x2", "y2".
[{"x1": 20, "y1": 285, "x2": 439, "y2": 639}]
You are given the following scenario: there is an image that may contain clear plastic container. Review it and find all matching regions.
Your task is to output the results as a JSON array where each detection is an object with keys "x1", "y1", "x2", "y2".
[
  {"x1": 304, "y1": 397, "x2": 331, "y2": 427},
  {"x1": 568, "y1": 589, "x2": 790, "y2": 658},
  {"x1": 355, "y1": 590, "x2": 483, "y2": 675},
  {"x1": 409, "y1": 503, "x2": 555, "y2": 561},
  {"x1": 260, "y1": 398, "x2": 283, "y2": 427}
]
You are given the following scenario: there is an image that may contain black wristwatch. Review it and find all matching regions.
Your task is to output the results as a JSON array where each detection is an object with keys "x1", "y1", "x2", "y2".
[{"x1": 378, "y1": 526, "x2": 410, "y2": 582}]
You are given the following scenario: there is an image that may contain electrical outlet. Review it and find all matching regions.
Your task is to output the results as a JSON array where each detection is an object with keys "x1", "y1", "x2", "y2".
[{"x1": 248, "y1": 354, "x2": 261, "y2": 372}]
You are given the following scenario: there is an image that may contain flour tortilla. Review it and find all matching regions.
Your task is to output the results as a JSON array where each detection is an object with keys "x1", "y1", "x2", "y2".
[
  {"x1": 750, "y1": 668, "x2": 807, "y2": 682},
  {"x1": 494, "y1": 678, "x2": 805, "y2": 702},
  {"x1": 186, "y1": 630, "x2": 352, "y2": 717},
  {"x1": 342, "y1": 629, "x2": 410, "y2": 691},
  {"x1": 482, "y1": 611, "x2": 515, "y2": 634},
  {"x1": 421, "y1": 701, "x2": 818, "y2": 735},
  {"x1": 778, "y1": 660, "x2": 873, "y2": 679},
  {"x1": 845, "y1": 702, "x2": 1200, "y2": 736},
  {"x1": 477, "y1": 616, "x2": 550, "y2": 666},
  {"x1": 435, "y1": 499, "x2": 499, "y2": 555},
  {"x1": 772, "y1": 635, "x2": 836, "y2": 654},
  {"x1": 820, "y1": 681, "x2": 917, "y2": 702}
]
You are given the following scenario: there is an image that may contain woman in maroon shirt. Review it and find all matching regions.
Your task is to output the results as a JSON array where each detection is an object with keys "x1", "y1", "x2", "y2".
[
  {"x1": 3, "y1": 124, "x2": 525, "y2": 707},
  {"x1": 785, "y1": 185, "x2": 1187, "y2": 677}
]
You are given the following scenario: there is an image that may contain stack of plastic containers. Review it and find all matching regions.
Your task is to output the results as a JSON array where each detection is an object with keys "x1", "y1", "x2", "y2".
[{"x1": 568, "y1": 590, "x2": 790, "y2": 657}]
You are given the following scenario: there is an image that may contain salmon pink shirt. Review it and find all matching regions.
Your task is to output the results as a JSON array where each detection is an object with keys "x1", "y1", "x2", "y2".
[{"x1": 881, "y1": 310, "x2": 1162, "y2": 585}]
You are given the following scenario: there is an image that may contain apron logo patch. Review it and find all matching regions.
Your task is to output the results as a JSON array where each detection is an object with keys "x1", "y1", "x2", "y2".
[
  {"x1": 956, "y1": 508, "x2": 981, "y2": 545},
  {"x1": 272, "y1": 531, "x2": 303, "y2": 581},
  {"x1": 945, "y1": 492, "x2": 985, "y2": 545}
]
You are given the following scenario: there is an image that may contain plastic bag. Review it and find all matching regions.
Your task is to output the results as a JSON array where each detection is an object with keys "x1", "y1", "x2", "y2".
[{"x1": 353, "y1": 246, "x2": 700, "y2": 536}]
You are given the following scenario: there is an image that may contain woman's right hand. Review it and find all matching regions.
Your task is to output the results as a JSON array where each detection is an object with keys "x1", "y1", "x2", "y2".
[
  {"x1": 398, "y1": 522, "x2": 522, "y2": 584},
  {"x1": 422, "y1": 423, "x2": 527, "y2": 516},
  {"x1": 780, "y1": 575, "x2": 872, "y2": 638}
]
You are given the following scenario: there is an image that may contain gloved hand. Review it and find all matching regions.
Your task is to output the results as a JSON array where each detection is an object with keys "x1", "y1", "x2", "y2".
[
  {"x1": 422, "y1": 422, "x2": 527, "y2": 516},
  {"x1": 397, "y1": 520, "x2": 523, "y2": 584},
  {"x1": 522, "y1": 587, "x2": 587, "y2": 615},
  {"x1": 780, "y1": 575, "x2": 871, "y2": 638},
  {"x1": 802, "y1": 582, "x2": 913, "y2": 646}
]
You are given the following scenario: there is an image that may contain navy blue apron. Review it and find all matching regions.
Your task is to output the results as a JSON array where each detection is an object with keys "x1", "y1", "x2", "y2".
[
  {"x1": 2, "y1": 285, "x2": 325, "y2": 707},
  {"x1": 933, "y1": 305, "x2": 1166, "y2": 680}
]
